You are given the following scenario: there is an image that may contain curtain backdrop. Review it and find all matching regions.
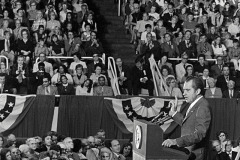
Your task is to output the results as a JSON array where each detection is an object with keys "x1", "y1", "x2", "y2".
[{"x1": 3, "y1": 95, "x2": 55, "y2": 137}]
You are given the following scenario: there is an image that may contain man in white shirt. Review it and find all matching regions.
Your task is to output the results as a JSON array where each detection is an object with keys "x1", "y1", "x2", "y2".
[
  {"x1": 110, "y1": 140, "x2": 126, "y2": 160},
  {"x1": 33, "y1": 53, "x2": 53, "y2": 77},
  {"x1": 162, "y1": 77, "x2": 211, "y2": 160},
  {"x1": 175, "y1": 53, "x2": 192, "y2": 82}
]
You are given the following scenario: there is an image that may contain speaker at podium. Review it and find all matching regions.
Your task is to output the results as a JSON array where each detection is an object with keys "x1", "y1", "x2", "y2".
[{"x1": 133, "y1": 119, "x2": 189, "y2": 160}]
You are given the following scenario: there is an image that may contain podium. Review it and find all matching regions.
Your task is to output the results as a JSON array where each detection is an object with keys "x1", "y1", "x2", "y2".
[{"x1": 133, "y1": 119, "x2": 189, "y2": 160}]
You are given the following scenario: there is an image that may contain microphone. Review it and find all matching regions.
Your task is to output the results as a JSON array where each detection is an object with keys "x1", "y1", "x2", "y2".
[
  {"x1": 156, "y1": 115, "x2": 172, "y2": 125},
  {"x1": 151, "y1": 112, "x2": 163, "y2": 123}
]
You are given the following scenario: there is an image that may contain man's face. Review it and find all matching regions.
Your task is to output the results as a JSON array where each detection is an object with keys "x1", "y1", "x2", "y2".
[
  {"x1": 87, "y1": 137, "x2": 95, "y2": 148},
  {"x1": 39, "y1": 54, "x2": 46, "y2": 62},
  {"x1": 183, "y1": 80, "x2": 199, "y2": 103},
  {"x1": 182, "y1": 55, "x2": 188, "y2": 64},
  {"x1": 11, "y1": 148, "x2": 20, "y2": 160},
  {"x1": 203, "y1": 69, "x2": 209, "y2": 77},
  {"x1": 185, "y1": 32, "x2": 191, "y2": 40},
  {"x1": 99, "y1": 77, "x2": 105, "y2": 86},
  {"x1": 0, "y1": 76, "x2": 5, "y2": 84},
  {"x1": 91, "y1": 32, "x2": 97, "y2": 40},
  {"x1": 143, "y1": 13, "x2": 149, "y2": 21},
  {"x1": 188, "y1": 15, "x2": 193, "y2": 21},
  {"x1": 28, "y1": 140, "x2": 37, "y2": 150},
  {"x1": 226, "y1": 141, "x2": 232, "y2": 152},
  {"x1": 116, "y1": 58, "x2": 122, "y2": 67},
  {"x1": 146, "y1": 33, "x2": 152, "y2": 42},
  {"x1": 93, "y1": 54, "x2": 99, "y2": 61},
  {"x1": 17, "y1": 57, "x2": 24, "y2": 65},
  {"x1": 227, "y1": 81, "x2": 235, "y2": 90},
  {"x1": 216, "y1": 57, "x2": 223, "y2": 65},
  {"x1": 43, "y1": 78, "x2": 49, "y2": 87},
  {"x1": 223, "y1": 67, "x2": 229, "y2": 76},
  {"x1": 213, "y1": 141, "x2": 221, "y2": 152},
  {"x1": 198, "y1": 57, "x2": 204, "y2": 64},
  {"x1": 65, "y1": 138, "x2": 74, "y2": 149},
  {"x1": 110, "y1": 140, "x2": 120, "y2": 154},
  {"x1": 168, "y1": 5, "x2": 173, "y2": 13},
  {"x1": 165, "y1": 34, "x2": 171, "y2": 42}
]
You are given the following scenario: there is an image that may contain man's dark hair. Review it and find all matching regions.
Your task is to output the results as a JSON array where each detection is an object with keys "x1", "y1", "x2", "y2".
[
  {"x1": 94, "y1": 63, "x2": 102, "y2": 70},
  {"x1": 198, "y1": 54, "x2": 205, "y2": 60},
  {"x1": 38, "y1": 62, "x2": 45, "y2": 68},
  {"x1": 185, "y1": 76, "x2": 204, "y2": 94},
  {"x1": 145, "y1": 24, "x2": 152, "y2": 29},
  {"x1": 43, "y1": 75, "x2": 51, "y2": 82},
  {"x1": 98, "y1": 76, "x2": 105, "y2": 81},
  {"x1": 222, "y1": 64, "x2": 229, "y2": 70}
]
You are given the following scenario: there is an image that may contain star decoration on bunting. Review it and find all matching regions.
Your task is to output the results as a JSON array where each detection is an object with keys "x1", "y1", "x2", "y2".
[
  {"x1": 128, "y1": 111, "x2": 133, "y2": 116},
  {"x1": 125, "y1": 106, "x2": 129, "y2": 110},
  {"x1": 0, "y1": 114, "x2": 4, "y2": 119},
  {"x1": 140, "y1": 98, "x2": 155, "y2": 108},
  {"x1": 8, "y1": 102, "x2": 14, "y2": 107}
]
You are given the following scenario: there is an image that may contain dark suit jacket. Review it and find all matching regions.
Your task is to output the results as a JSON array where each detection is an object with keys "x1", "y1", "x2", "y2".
[
  {"x1": 131, "y1": 64, "x2": 152, "y2": 83},
  {"x1": 57, "y1": 84, "x2": 75, "y2": 95},
  {"x1": 0, "y1": 38, "x2": 15, "y2": 52},
  {"x1": 178, "y1": 40, "x2": 197, "y2": 58},
  {"x1": 36, "y1": 85, "x2": 59, "y2": 95},
  {"x1": 210, "y1": 64, "x2": 223, "y2": 79},
  {"x1": 222, "y1": 89, "x2": 240, "y2": 98},
  {"x1": 84, "y1": 40, "x2": 104, "y2": 57},
  {"x1": 160, "y1": 41, "x2": 179, "y2": 58},
  {"x1": 141, "y1": 40, "x2": 161, "y2": 61},
  {"x1": 231, "y1": 151, "x2": 238, "y2": 160},
  {"x1": 161, "y1": 12, "x2": 177, "y2": 26},
  {"x1": 209, "y1": 150, "x2": 231, "y2": 160},
  {"x1": 216, "y1": 75, "x2": 235, "y2": 92},
  {"x1": 173, "y1": 97, "x2": 211, "y2": 154}
]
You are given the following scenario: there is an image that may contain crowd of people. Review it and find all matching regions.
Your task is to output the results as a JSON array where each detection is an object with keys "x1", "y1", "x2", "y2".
[
  {"x1": 0, "y1": 131, "x2": 133, "y2": 160},
  {"x1": 210, "y1": 131, "x2": 240, "y2": 160},
  {"x1": 117, "y1": 0, "x2": 240, "y2": 97}
]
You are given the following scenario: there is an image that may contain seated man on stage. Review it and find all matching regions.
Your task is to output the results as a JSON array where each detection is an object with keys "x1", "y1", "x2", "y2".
[{"x1": 162, "y1": 76, "x2": 212, "y2": 160}]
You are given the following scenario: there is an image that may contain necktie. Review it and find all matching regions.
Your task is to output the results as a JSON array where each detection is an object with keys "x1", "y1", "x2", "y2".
[
  {"x1": 230, "y1": 90, "x2": 233, "y2": 98},
  {"x1": 226, "y1": 76, "x2": 229, "y2": 82},
  {"x1": 46, "y1": 87, "x2": 49, "y2": 95},
  {"x1": 6, "y1": 40, "x2": 9, "y2": 52}
]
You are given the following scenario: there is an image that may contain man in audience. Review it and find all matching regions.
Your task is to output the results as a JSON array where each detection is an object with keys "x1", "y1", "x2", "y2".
[
  {"x1": 178, "y1": 30, "x2": 197, "y2": 58},
  {"x1": 84, "y1": 31, "x2": 104, "y2": 57},
  {"x1": 211, "y1": 56, "x2": 224, "y2": 79},
  {"x1": 116, "y1": 58, "x2": 132, "y2": 95},
  {"x1": 175, "y1": 53, "x2": 192, "y2": 82},
  {"x1": 36, "y1": 75, "x2": 58, "y2": 95},
  {"x1": 225, "y1": 139, "x2": 239, "y2": 160},
  {"x1": 216, "y1": 65, "x2": 235, "y2": 92},
  {"x1": 209, "y1": 140, "x2": 230, "y2": 160},
  {"x1": 64, "y1": 30, "x2": 82, "y2": 57},
  {"x1": 131, "y1": 56, "x2": 154, "y2": 96},
  {"x1": 161, "y1": 3, "x2": 176, "y2": 26},
  {"x1": 160, "y1": 33, "x2": 179, "y2": 58},
  {"x1": 63, "y1": 137, "x2": 80, "y2": 160},
  {"x1": 93, "y1": 76, "x2": 113, "y2": 96},
  {"x1": 10, "y1": 147, "x2": 21, "y2": 160},
  {"x1": 0, "y1": 73, "x2": 16, "y2": 94},
  {"x1": 33, "y1": 53, "x2": 53, "y2": 77},
  {"x1": 87, "y1": 53, "x2": 105, "y2": 77},
  {"x1": 197, "y1": 34, "x2": 213, "y2": 59},
  {"x1": 222, "y1": 80, "x2": 240, "y2": 98},
  {"x1": 194, "y1": 54, "x2": 209, "y2": 76},
  {"x1": 110, "y1": 139, "x2": 126, "y2": 160}
]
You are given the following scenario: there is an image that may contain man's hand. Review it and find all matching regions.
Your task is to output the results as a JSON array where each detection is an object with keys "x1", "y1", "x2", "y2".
[
  {"x1": 162, "y1": 139, "x2": 177, "y2": 147},
  {"x1": 168, "y1": 96, "x2": 178, "y2": 117}
]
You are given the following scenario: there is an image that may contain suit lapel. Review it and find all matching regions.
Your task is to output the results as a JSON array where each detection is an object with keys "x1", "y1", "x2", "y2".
[{"x1": 183, "y1": 98, "x2": 203, "y2": 123}]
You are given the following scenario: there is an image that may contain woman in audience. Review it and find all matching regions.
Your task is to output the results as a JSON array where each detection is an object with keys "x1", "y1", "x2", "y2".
[
  {"x1": 16, "y1": 29, "x2": 34, "y2": 64},
  {"x1": 0, "y1": 20, "x2": 12, "y2": 40},
  {"x1": 180, "y1": 65, "x2": 194, "y2": 88},
  {"x1": 46, "y1": 11, "x2": 61, "y2": 32},
  {"x1": 99, "y1": 147, "x2": 113, "y2": 160},
  {"x1": 15, "y1": 8, "x2": 30, "y2": 28},
  {"x1": 158, "y1": 54, "x2": 174, "y2": 75},
  {"x1": 37, "y1": 134, "x2": 52, "y2": 152},
  {"x1": 76, "y1": 79, "x2": 93, "y2": 95},
  {"x1": 32, "y1": 11, "x2": 46, "y2": 32},
  {"x1": 166, "y1": 77, "x2": 183, "y2": 98},
  {"x1": 0, "y1": 148, "x2": 12, "y2": 160},
  {"x1": 81, "y1": 12, "x2": 97, "y2": 32},
  {"x1": 73, "y1": 64, "x2": 87, "y2": 86},
  {"x1": 57, "y1": 75, "x2": 75, "y2": 95},
  {"x1": 34, "y1": 25, "x2": 47, "y2": 43},
  {"x1": 0, "y1": 9, "x2": 14, "y2": 29},
  {"x1": 34, "y1": 38, "x2": 49, "y2": 59},
  {"x1": 81, "y1": 23, "x2": 91, "y2": 42},
  {"x1": 51, "y1": 65, "x2": 73, "y2": 86},
  {"x1": 216, "y1": 130, "x2": 228, "y2": 152},
  {"x1": 211, "y1": 36, "x2": 227, "y2": 58},
  {"x1": 120, "y1": 143, "x2": 132, "y2": 160},
  {"x1": 166, "y1": 16, "x2": 181, "y2": 36},
  {"x1": 48, "y1": 26, "x2": 64, "y2": 42},
  {"x1": 205, "y1": 77, "x2": 222, "y2": 98},
  {"x1": 49, "y1": 34, "x2": 64, "y2": 62},
  {"x1": 63, "y1": 12, "x2": 78, "y2": 34},
  {"x1": 90, "y1": 63, "x2": 107, "y2": 87},
  {"x1": 0, "y1": 62, "x2": 9, "y2": 75},
  {"x1": 175, "y1": 31, "x2": 184, "y2": 45}
]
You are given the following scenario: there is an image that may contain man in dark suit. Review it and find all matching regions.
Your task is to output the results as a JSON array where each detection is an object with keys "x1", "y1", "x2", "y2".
[
  {"x1": 179, "y1": 30, "x2": 197, "y2": 58},
  {"x1": 84, "y1": 31, "x2": 104, "y2": 57},
  {"x1": 222, "y1": 80, "x2": 240, "y2": 98},
  {"x1": 110, "y1": 140, "x2": 126, "y2": 160},
  {"x1": 225, "y1": 140, "x2": 239, "y2": 160},
  {"x1": 141, "y1": 32, "x2": 161, "y2": 61},
  {"x1": 0, "y1": 73, "x2": 16, "y2": 94},
  {"x1": 216, "y1": 65, "x2": 235, "y2": 92},
  {"x1": 161, "y1": 3, "x2": 176, "y2": 26},
  {"x1": 132, "y1": 56, "x2": 154, "y2": 96},
  {"x1": 0, "y1": 30, "x2": 15, "y2": 66},
  {"x1": 161, "y1": 33, "x2": 179, "y2": 58},
  {"x1": 162, "y1": 77, "x2": 211, "y2": 160},
  {"x1": 36, "y1": 76, "x2": 58, "y2": 95},
  {"x1": 211, "y1": 56, "x2": 224, "y2": 79}
]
